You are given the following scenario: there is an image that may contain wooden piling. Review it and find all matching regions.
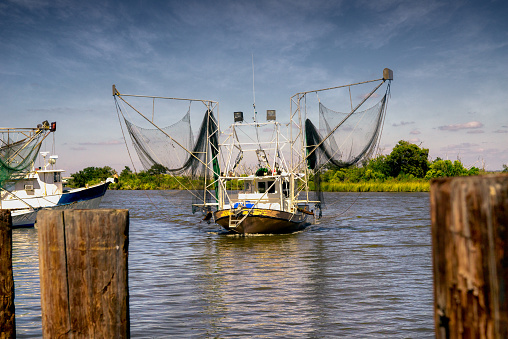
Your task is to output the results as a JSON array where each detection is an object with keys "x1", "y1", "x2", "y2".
[
  {"x1": 430, "y1": 174, "x2": 508, "y2": 338},
  {"x1": 0, "y1": 210, "x2": 15, "y2": 339},
  {"x1": 37, "y1": 209, "x2": 130, "y2": 338}
]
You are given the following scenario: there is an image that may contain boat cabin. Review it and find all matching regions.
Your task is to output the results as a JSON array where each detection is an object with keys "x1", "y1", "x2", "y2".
[
  {"x1": 219, "y1": 172, "x2": 298, "y2": 213},
  {"x1": 1, "y1": 168, "x2": 65, "y2": 203}
]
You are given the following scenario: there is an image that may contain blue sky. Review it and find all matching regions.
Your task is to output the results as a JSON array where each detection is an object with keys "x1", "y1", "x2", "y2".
[{"x1": 1, "y1": 0, "x2": 507, "y2": 173}]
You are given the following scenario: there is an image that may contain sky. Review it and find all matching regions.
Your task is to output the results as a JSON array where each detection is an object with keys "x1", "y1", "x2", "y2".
[{"x1": 1, "y1": 0, "x2": 507, "y2": 174}]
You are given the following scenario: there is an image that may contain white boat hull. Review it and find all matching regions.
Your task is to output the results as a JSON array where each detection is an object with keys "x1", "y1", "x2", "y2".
[
  {"x1": 12, "y1": 195, "x2": 106, "y2": 228},
  {"x1": 5, "y1": 181, "x2": 110, "y2": 228}
]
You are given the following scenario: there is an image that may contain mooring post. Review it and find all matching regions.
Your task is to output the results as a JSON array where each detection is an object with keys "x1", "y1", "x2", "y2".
[
  {"x1": 0, "y1": 209, "x2": 15, "y2": 339},
  {"x1": 430, "y1": 174, "x2": 508, "y2": 338},
  {"x1": 37, "y1": 209, "x2": 130, "y2": 338}
]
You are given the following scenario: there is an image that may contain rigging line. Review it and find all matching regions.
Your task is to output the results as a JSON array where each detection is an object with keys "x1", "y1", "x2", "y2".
[
  {"x1": 116, "y1": 95, "x2": 211, "y2": 171},
  {"x1": 235, "y1": 125, "x2": 258, "y2": 144},
  {"x1": 115, "y1": 102, "x2": 166, "y2": 220},
  {"x1": 316, "y1": 98, "x2": 384, "y2": 172},
  {"x1": 338, "y1": 192, "x2": 362, "y2": 216},
  {"x1": 230, "y1": 178, "x2": 281, "y2": 228},
  {"x1": 126, "y1": 107, "x2": 191, "y2": 171},
  {"x1": 375, "y1": 84, "x2": 391, "y2": 156},
  {"x1": 139, "y1": 144, "x2": 203, "y2": 200},
  {"x1": 320, "y1": 191, "x2": 363, "y2": 220},
  {"x1": 0, "y1": 187, "x2": 36, "y2": 210},
  {"x1": 349, "y1": 86, "x2": 353, "y2": 111},
  {"x1": 52, "y1": 131, "x2": 56, "y2": 155},
  {"x1": 252, "y1": 54, "x2": 262, "y2": 151},
  {"x1": 252, "y1": 54, "x2": 256, "y2": 113},
  {"x1": 116, "y1": 98, "x2": 202, "y2": 199},
  {"x1": 298, "y1": 79, "x2": 386, "y2": 171},
  {"x1": 115, "y1": 98, "x2": 202, "y2": 205},
  {"x1": 120, "y1": 103, "x2": 214, "y2": 199},
  {"x1": 115, "y1": 98, "x2": 137, "y2": 173},
  {"x1": 5, "y1": 129, "x2": 47, "y2": 164}
]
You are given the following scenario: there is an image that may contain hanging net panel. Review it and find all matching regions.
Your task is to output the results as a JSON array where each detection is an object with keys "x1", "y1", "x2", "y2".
[
  {"x1": 0, "y1": 123, "x2": 52, "y2": 188},
  {"x1": 123, "y1": 109, "x2": 220, "y2": 211},
  {"x1": 305, "y1": 94, "x2": 388, "y2": 206},
  {"x1": 306, "y1": 94, "x2": 387, "y2": 171},
  {"x1": 124, "y1": 110, "x2": 195, "y2": 175}
]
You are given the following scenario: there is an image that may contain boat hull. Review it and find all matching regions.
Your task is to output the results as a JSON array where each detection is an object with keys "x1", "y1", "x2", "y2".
[
  {"x1": 214, "y1": 208, "x2": 309, "y2": 234},
  {"x1": 9, "y1": 181, "x2": 110, "y2": 228}
]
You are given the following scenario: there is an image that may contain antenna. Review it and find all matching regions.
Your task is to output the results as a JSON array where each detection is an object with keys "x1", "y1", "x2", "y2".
[
  {"x1": 252, "y1": 54, "x2": 261, "y2": 149},
  {"x1": 252, "y1": 54, "x2": 257, "y2": 122}
]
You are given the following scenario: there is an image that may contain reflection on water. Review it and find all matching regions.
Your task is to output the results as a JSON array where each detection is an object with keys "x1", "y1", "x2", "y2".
[
  {"x1": 12, "y1": 227, "x2": 41, "y2": 338},
  {"x1": 13, "y1": 190, "x2": 434, "y2": 338}
]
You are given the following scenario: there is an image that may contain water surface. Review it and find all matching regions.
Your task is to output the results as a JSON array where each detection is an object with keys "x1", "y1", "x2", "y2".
[{"x1": 13, "y1": 190, "x2": 434, "y2": 338}]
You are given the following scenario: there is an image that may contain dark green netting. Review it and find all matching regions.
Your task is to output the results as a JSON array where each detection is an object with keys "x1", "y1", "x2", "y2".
[{"x1": 1, "y1": 125, "x2": 49, "y2": 188}]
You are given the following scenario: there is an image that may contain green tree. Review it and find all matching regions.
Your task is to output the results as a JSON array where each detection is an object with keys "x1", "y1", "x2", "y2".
[
  {"x1": 147, "y1": 163, "x2": 168, "y2": 175},
  {"x1": 365, "y1": 155, "x2": 391, "y2": 180},
  {"x1": 70, "y1": 166, "x2": 115, "y2": 187},
  {"x1": 425, "y1": 159, "x2": 480, "y2": 179},
  {"x1": 120, "y1": 166, "x2": 132, "y2": 177},
  {"x1": 503, "y1": 164, "x2": 508, "y2": 173},
  {"x1": 386, "y1": 140, "x2": 429, "y2": 178}
]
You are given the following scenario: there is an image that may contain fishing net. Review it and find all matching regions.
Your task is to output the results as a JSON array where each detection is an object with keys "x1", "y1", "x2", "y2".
[
  {"x1": 123, "y1": 109, "x2": 220, "y2": 211},
  {"x1": 124, "y1": 110, "x2": 195, "y2": 175},
  {"x1": 305, "y1": 94, "x2": 388, "y2": 206},
  {"x1": 0, "y1": 123, "x2": 50, "y2": 188}
]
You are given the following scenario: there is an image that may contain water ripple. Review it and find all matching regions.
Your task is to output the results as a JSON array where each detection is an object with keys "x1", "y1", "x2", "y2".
[{"x1": 12, "y1": 190, "x2": 434, "y2": 338}]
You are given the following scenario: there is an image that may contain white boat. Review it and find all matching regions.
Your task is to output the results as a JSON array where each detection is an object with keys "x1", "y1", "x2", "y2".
[
  {"x1": 0, "y1": 122, "x2": 114, "y2": 228},
  {"x1": 211, "y1": 118, "x2": 314, "y2": 234},
  {"x1": 112, "y1": 68, "x2": 392, "y2": 234}
]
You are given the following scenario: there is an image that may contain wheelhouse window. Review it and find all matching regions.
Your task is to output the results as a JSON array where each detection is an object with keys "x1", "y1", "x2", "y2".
[
  {"x1": 54, "y1": 172, "x2": 61, "y2": 183},
  {"x1": 258, "y1": 181, "x2": 266, "y2": 193},
  {"x1": 258, "y1": 181, "x2": 275, "y2": 194},
  {"x1": 282, "y1": 181, "x2": 289, "y2": 197},
  {"x1": 267, "y1": 181, "x2": 276, "y2": 193}
]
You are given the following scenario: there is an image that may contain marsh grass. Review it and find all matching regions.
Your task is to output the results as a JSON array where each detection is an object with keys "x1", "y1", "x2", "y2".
[
  {"x1": 318, "y1": 180, "x2": 430, "y2": 192},
  {"x1": 111, "y1": 174, "x2": 430, "y2": 192}
]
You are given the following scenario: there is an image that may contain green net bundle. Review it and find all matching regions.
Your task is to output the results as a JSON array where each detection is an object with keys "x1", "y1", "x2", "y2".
[{"x1": 0, "y1": 123, "x2": 50, "y2": 188}]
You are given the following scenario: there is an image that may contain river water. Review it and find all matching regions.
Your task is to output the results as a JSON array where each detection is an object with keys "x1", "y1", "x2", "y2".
[{"x1": 12, "y1": 190, "x2": 434, "y2": 338}]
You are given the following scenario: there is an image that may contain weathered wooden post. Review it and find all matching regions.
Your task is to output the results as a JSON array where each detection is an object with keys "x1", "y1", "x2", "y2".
[
  {"x1": 430, "y1": 174, "x2": 508, "y2": 338},
  {"x1": 0, "y1": 210, "x2": 15, "y2": 339},
  {"x1": 38, "y1": 209, "x2": 130, "y2": 338}
]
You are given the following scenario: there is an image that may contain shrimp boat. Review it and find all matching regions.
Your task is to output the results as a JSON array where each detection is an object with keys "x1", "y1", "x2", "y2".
[
  {"x1": 212, "y1": 116, "x2": 315, "y2": 234},
  {"x1": 113, "y1": 68, "x2": 392, "y2": 234},
  {"x1": 0, "y1": 121, "x2": 114, "y2": 227}
]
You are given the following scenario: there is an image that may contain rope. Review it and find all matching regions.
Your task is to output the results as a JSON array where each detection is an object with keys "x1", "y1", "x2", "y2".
[
  {"x1": 337, "y1": 191, "x2": 362, "y2": 217},
  {"x1": 375, "y1": 83, "x2": 391, "y2": 156},
  {"x1": 115, "y1": 98, "x2": 138, "y2": 173},
  {"x1": 114, "y1": 95, "x2": 211, "y2": 213}
]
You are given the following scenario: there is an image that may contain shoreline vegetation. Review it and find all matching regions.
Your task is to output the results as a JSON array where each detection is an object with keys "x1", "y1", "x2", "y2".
[{"x1": 69, "y1": 141, "x2": 507, "y2": 193}]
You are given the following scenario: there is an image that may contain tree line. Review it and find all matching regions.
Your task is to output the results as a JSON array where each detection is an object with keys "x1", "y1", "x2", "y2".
[
  {"x1": 320, "y1": 140, "x2": 481, "y2": 184},
  {"x1": 69, "y1": 140, "x2": 505, "y2": 189}
]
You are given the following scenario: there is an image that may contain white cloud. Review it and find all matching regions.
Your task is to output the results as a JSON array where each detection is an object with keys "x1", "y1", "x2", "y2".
[
  {"x1": 392, "y1": 121, "x2": 414, "y2": 127},
  {"x1": 440, "y1": 142, "x2": 478, "y2": 152},
  {"x1": 438, "y1": 121, "x2": 483, "y2": 131},
  {"x1": 77, "y1": 140, "x2": 123, "y2": 146}
]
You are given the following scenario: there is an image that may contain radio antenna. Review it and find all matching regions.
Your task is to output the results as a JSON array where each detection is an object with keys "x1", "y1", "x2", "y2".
[
  {"x1": 252, "y1": 54, "x2": 257, "y2": 121},
  {"x1": 252, "y1": 54, "x2": 261, "y2": 148}
]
